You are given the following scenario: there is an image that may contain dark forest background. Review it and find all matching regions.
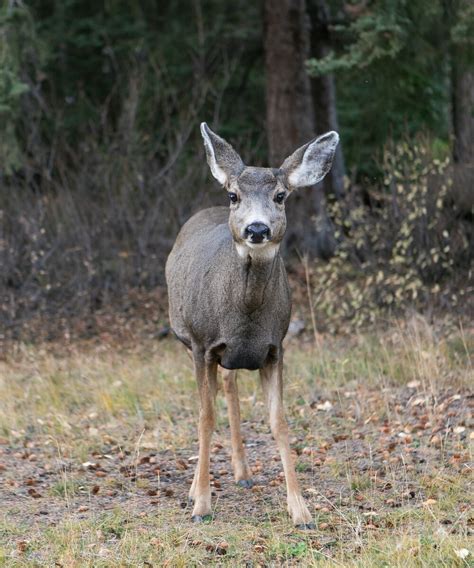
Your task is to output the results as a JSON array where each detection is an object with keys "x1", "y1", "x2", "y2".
[{"x1": 0, "y1": 0, "x2": 472, "y2": 339}]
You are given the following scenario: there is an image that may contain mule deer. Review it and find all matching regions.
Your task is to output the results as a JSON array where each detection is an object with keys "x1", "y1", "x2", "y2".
[{"x1": 166, "y1": 123, "x2": 339, "y2": 528}]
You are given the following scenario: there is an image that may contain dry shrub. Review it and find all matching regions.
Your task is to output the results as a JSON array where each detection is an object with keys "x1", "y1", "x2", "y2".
[
  {"x1": 310, "y1": 138, "x2": 472, "y2": 332},
  {"x1": 0, "y1": 149, "x2": 216, "y2": 339},
  {"x1": 0, "y1": 71, "x2": 222, "y2": 340}
]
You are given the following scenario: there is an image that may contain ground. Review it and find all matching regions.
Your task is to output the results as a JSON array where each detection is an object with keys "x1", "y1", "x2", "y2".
[{"x1": 0, "y1": 316, "x2": 472, "y2": 567}]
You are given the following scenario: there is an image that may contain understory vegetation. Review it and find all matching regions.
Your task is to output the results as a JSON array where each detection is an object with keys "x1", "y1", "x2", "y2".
[
  {"x1": 1, "y1": 0, "x2": 472, "y2": 338},
  {"x1": 309, "y1": 140, "x2": 472, "y2": 332}
]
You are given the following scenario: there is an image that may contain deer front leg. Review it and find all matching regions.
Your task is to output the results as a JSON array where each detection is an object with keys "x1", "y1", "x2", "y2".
[
  {"x1": 260, "y1": 358, "x2": 314, "y2": 529},
  {"x1": 222, "y1": 370, "x2": 252, "y2": 487},
  {"x1": 189, "y1": 352, "x2": 218, "y2": 522}
]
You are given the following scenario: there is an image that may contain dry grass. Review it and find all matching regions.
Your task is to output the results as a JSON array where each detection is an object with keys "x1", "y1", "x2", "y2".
[{"x1": 0, "y1": 316, "x2": 472, "y2": 566}]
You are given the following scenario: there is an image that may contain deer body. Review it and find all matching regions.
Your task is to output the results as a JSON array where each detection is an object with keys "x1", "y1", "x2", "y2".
[
  {"x1": 166, "y1": 123, "x2": 339, "y2": 528},
  {"x1": 167, "y1": 206, "x2": 291, "y2": 371}
]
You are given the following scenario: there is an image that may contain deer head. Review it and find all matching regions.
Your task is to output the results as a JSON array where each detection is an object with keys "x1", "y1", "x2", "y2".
[{"x1": 200, "y1": 122, "x2": 339, "y2": 259}]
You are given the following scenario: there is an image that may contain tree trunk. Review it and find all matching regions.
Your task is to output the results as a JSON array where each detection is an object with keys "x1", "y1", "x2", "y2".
[
  {"x1": 452, "y1": 49, "x2": 473, "y2": 166},
  {"x1": 449, "y1": 0, "x2": 473, "y2": 213},
  {"x1": 265, "y1": 0, "x2": 314, "y2": 164},
  {"x1": 264, "y1": 0, "x2": 334, "y2": 257},
  {"x1": 308, "y1": 0, "x2": 346, "y2": 199}
]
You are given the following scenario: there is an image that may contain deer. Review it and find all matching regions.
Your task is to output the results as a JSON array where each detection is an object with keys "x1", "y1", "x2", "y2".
[{"x1": 165, "y1": 123, "x2": 339, "y2": 528}]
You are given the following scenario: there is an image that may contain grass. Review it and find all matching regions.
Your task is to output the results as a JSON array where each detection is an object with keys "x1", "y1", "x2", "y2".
[{"x1": 0, "y1": 315, "x2": 472, "y2": 566}]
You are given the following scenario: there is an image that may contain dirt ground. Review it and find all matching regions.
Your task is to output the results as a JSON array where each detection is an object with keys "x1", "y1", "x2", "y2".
[{"x1": 0, "y1": 321, "x2": 473, "y2": 566}]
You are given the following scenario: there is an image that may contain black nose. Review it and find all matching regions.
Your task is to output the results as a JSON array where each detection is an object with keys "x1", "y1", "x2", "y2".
[{"x1": 245, "y1": 223, "x2": 271, "y2": 243}]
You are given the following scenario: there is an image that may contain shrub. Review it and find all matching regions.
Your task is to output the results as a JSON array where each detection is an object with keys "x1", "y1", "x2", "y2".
[{"x1": 310, "y1": 137, "x2": 471, "y2": 332}]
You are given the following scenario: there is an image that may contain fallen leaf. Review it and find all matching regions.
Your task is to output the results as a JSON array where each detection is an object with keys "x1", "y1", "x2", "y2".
[
  {"x1": 176, "y1": 459, "x2": 188, "y2": 470},
  {"x1": 17, "y1": 540, "x2": 29, "y2": 554},
  {"x1": 215, "y1": 541, "x2": 229, "y2": 555},
  {"x1": 430, "y1": 435, "x2": 442, "y2": 447}
]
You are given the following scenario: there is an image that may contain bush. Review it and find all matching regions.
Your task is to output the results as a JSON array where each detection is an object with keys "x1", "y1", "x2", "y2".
[{"x1": 310, "y1": 137, "x2": 472, "y2": 332}]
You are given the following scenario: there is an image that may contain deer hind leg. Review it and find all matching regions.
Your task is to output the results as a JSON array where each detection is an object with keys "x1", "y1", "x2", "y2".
[
  {"x1": 189, "y1": 351, "x2": 218, "y2": 521},
  {"x1": 222, "y1": 370, "x2": 252, "y2": 487},
  {"x1": 260, "y1": 358, "x2": 314, "y2": 528}
]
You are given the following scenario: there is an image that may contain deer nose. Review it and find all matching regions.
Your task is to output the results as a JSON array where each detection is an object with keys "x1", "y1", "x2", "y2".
[{"x1": 245, "y1": 223, "x2": 271, "y2": 243}]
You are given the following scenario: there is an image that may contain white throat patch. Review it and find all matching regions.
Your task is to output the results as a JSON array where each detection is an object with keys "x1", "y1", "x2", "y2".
[{"x1": 235, "y1": 241, "x2": 279, "y2": 261}]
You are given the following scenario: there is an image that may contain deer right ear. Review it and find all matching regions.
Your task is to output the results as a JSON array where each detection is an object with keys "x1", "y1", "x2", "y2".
[
  {"x1": 200, "y1": 123, "x2": 245, "y2": 186},
  {"x1": 280, "y1": 131, "x2": 339, "y2": 189}
]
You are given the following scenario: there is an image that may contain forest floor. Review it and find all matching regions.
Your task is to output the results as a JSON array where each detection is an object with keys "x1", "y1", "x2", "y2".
[{"x1": 0, "y1": 315, "x2": 472, "y2": 567}]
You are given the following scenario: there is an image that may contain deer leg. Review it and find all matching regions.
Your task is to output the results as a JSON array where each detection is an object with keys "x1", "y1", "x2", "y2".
[
  {"x1": 189, "y1": 352, "x2": 218, "y2": 521},
  {"x1": 222, "y1": 370, "x2": 252, "y2": 487},
  {"x1": 260, "y1": 358, "x2": 314, "y2": 529}
]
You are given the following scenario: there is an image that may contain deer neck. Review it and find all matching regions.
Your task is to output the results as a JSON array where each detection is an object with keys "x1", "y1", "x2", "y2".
[{"x1": 233, "y1": 243, "x2": 281, "y2": 312}]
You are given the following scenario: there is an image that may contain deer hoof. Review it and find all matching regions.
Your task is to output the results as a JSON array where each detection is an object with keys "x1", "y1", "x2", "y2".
[
  {"x1": 295, "y1": 522, "x2": 316, "y2": 531},
  {"x1": 191, "y1": 514, "x2": 213, "y2": 524},
  {"x1": 237, "y1": 479, "x2": 254, "y2": 489}
]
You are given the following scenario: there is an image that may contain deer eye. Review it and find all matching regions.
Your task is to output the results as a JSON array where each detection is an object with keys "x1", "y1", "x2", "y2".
[
  {"x1": 228, "y1": 192, "x2": 238, "y2": 204},
  {"x1": 275, "y1": 192, "x2": 286, "y2": 204}
]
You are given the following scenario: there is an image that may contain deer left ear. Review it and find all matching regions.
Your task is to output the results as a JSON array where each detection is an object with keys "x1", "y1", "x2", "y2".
[
  {"x1": 280, "y1": 131, "x2": 339, "y2": 189},
  {"x1": 200, "y1": 122, "x2": 245, "y2": 186}
]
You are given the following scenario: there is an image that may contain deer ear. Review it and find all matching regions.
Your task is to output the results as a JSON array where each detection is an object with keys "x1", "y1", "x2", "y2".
[
  {"x1": 281, "y1": 131, "x2": 339, "y2": 189},
  {"x1": 200, "y1": 122, "x2": 244, "y2": 186}
]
